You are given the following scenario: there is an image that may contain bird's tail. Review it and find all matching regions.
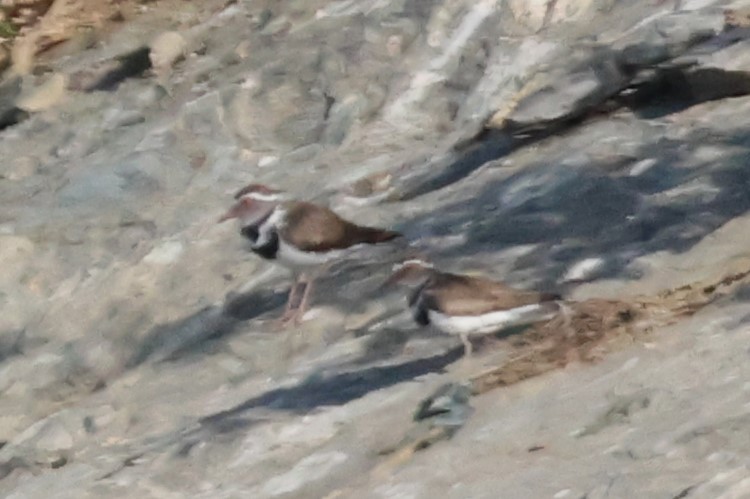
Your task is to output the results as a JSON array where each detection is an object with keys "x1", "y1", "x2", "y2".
[
  {"x1": 556, "y1": 300, "x2": 575, "y2": 336},
  {"x1": 541, "y1": 292, "x2": 563, "y2": 302},
  {"x1": 366, "y1": 228, "x2": 403, "y2": 244}
]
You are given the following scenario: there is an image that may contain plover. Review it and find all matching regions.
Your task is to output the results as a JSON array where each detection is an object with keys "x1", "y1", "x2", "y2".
[
  {"x1": 219, "y1": 183, "x2": 402, "y2": 324},
  {"x1": 386, "y1": 259, "x2": 562, "y2": 356}
]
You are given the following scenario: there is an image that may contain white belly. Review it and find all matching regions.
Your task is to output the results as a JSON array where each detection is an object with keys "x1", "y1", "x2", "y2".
[
  {"x1": 276, "y1": 239, "x2": 346, "y2": 269},
  {"x1": 253, "y1": 208, "x2": 346, "y2": 270},
  {"x1": 427, "y1": 304, "x2": 554, "y2": 336}
]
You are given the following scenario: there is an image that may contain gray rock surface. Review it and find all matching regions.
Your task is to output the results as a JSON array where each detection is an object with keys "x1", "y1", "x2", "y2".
[{"x1": 3, "y1": 0, "x2": 750, "y2": 497}]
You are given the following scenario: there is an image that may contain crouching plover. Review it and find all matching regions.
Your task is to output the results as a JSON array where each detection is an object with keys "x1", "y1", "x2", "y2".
[{"x1": 386, "y1": 259, "x2": 562, "y2": 356}]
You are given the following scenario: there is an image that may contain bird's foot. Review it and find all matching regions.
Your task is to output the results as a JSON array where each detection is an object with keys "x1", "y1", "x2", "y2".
[{"x1": 274, "y1": 308, "x2": 300, "y2": 330}]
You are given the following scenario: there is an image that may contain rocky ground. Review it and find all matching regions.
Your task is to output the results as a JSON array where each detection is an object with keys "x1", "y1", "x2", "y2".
[{"x1": 3, "y1": 0, "x2": 750, "y2": 497}]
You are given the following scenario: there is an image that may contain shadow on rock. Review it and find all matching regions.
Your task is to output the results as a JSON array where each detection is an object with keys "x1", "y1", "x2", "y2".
[
  {"x1": 125, "y1": 265, "x2": 395, "y2": 370},
  {"x1": 199, "y1": 347, "x2": 463, "y2": 425},
  {"x1": 401, "y1": 126, "x2": 750, "y2": 289},
  {"x1": 621, "y1": 67, "x2": 750, "y2": 119},
  {"x1": 222, "y1": 288, "x2": 288, "y2": 321},
  {"x1": 0, "y1": 329, "x2": 28, "y2": 364},
  {"x1": 354, "y1": 327, "x2": 414, "y2": 364},
  {"x1": 395, "y1": 130, "x2": 518, "y2": 200},
  {"x1": 126, "y1": 288, "x2": 287, "y2": 368},
  {"x1": 81, "y1": 47, "x2": 153, "y2": 92}
]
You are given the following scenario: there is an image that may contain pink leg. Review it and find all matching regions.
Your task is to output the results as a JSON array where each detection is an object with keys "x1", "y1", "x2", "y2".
[
  {"x1": 293, "y1": 277, "x2": 316, "y2": 325},
  {"x1": 460, "y1": 333, "x2": 473, "y2": 358},
  {"x1": 276, "y1": 273, "x2": 307, "y2": 328},
  {"x1": 281, "y1": 281, "x2": 302, "y2": 317}
]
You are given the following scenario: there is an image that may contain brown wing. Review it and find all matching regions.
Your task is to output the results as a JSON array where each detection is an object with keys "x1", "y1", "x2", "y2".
[
  {"x1": 280, "y1": 201, "x2": 401, "y2": 252},
  {"x1": 425, "y1": 272, "x2": 555, "y2": 316},
  {"x1": 469, "y1": 274, "x2": 560, "y2": 303}
]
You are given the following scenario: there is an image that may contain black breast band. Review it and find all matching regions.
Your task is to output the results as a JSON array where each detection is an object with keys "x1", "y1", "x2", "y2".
[
  {"x1": 408, "y1": 285, "x2": 431, "y2": 326},
  {"x1": 412, "y1": 301, "x2": 430, "y2": 326},
  {"x1": 240, "y1": 210, "x2": 278, "y2": 260},
  {"x1": 252, "y1": 229, "x2": 279, "y2": 260}
]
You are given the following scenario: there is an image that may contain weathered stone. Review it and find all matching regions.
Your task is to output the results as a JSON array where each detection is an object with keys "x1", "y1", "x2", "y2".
[
  {"x1": 258, "y1": 155, "x2": 278, "y2": 168},
  {"x1": 33, "y1": 420, "x2": 74, "y2": 454},
  {"x1": 489, "y1": 47, "x2": 629, "y2": 130},
  {"x1": 142, "y1": 241, "x2": 184, "y2": 265},
  {"x1": 323, "y1": 93, "x2": 367, "y2": 145},
  {"x1": 101, "y1": 107, "x2": 145, "y2": 130},
  {"x1": 283, "y1": 143, "x2": 323, "y2": 164},
  {"x1": 133, "y1": 84, "x2": 167, "y2": 109},
  {"x1": 3, "y1": 155, "x2": 38, "y2": 180},
  {"x1": 386, "y1": 34, "x2": 404, "y2": 57},
  {"x1": 0, "y1": 75, "x2": 26, "y2": 129},
  {"x1": 0, "y1": 235, "x2": 34, "y2": 280},
  {"x1": 41, "y1": 28, "x2": 99, "y2": 60},
  {"x1": 614, "y1": 10, "x2": 725, "y2": 67},
  {"x1": 4, "y1": 1, "x2": 750, "y2": 498},
  {"x1": 508, "y1": 0, "x2": 597, "y2": 32},
  {"x1": 507, "y1": 0, "x2": 550, "y2": 32},
  {"x1": 271, "y1": 87, "x2": 328, "y2": 149},
  {"x1": 260, "y1": 15, "x2": 292, "y2": 37},
  {"x1": 234, "y1": 40, "x2": 252, "y2": 59},
  {"x1": 261, "y1": 451, "x2": 348, "y2": 496},
  {"x1": 149, "y1": 31, "x2": 187, "y2": 80}
]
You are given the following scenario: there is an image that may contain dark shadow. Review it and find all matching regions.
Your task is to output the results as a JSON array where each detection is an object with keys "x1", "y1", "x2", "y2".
[
  {"x1": 351, "y1": 326, "x2": 426, "y2": 365},
  {"x1": 0, "y1": 106, "x2": 28, "y2": 131},
  {"x1": 398, "y1": 124, "x2": 750, "y2": 290},
  {"x1": 190, "y1": 416, "x2": 265, "y2": 449},
  {"x1": 358, "y1": 328, "x2": 411, "y2": 359},
  {"x1": 222, "y1": 288, "x2": 289, "y2": 321},
  {"x1": 85, "y1": 46, "x2": 152, "y2": 92},
  {"x1": 719, "y1": 284, "x2": 750, "y2": 328},
  {"x1": 397, "y1": 122, "x2": 597, "y2": 201},
  {"x1": 198, "y1": 347, "x2": 462, "y2": 424},
  {"x1": 0, "y1": 329, "x2": 27, "y2": 364},
  {"x1": 126, "y1": 255, "x2": 402, "y2": 369},
  {"x1": 126, "y1": 288, "x2": 287, "y2": 368},
  {"x1": 0, "y1": 76, "x2": 26, "y2": 132},
  {"x1": 730, "y1": 284, "x2": 750, "y2": 304},
  {"x1": 619, "y1": 67, "x2": 750, "y2": 119},
  {"x1": 397, "y1": 130, "x2": 518, "y2": 200},
  {"x1": 126, "y1": 305, "x2": 236, "y2": 368}
]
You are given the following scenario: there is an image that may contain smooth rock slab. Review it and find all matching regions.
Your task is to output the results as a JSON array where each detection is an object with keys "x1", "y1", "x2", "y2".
[
  {"x1": 261, "y1": 451, "x2": 348, "y2": 496},
  {"x1": 17, "y1": 73, "x2": 68, "y2": 112},
  {"x1": 34, "y1": 420, "x2": 74, "y2": 454},
  {"x1": 5, "y1": 464, "x2": 99, "y2": 499},
  {"x1": 143, "y1": 241, "x2": 184, "y2": 265}
]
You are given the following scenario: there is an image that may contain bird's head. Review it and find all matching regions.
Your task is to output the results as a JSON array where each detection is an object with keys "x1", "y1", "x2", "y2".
[
  {"x1": 384, "y1": 258, "x2": 435, "y2": 288},
  {"x1": 218, "y1": 183, "x2": 286, "y2": 226}
]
